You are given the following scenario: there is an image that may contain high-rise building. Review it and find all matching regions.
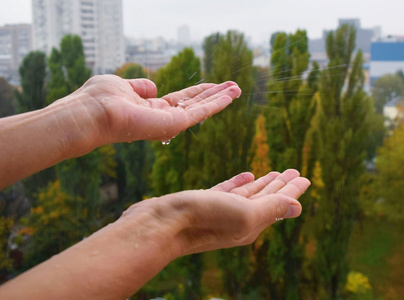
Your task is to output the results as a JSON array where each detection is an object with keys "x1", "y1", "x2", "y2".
[
  {"x1": 32, "y1": 0, "x2": 124, "y2": 74},
  {"x1": 0, "y1": 24, "x2": 33, "y2": 85}
]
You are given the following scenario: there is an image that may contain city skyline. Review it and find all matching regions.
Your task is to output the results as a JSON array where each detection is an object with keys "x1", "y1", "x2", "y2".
[{"x1": 0, "y1": 0, "x2": 403, "y2": 44}]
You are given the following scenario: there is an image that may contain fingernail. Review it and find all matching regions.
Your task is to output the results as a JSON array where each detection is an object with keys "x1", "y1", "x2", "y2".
[{"x1": 283, "y1": 204, "x2": 301, "y2": 218}]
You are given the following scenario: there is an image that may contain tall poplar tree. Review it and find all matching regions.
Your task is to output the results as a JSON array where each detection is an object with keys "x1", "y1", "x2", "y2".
[
  {"x1": 200, "y1": 30, "x2": 255, "y2": 187},
  {"x1": 47, "y1": 34, "x2": 91, "y2": 103},
  {"x1": 152, "y1": 47, "x2": 202, "y2": 195},
  {"x1": 257, "y1": 30, "x2": 319, "y2": 300},
  {"x1": 15, "y1": 51, "x2": 47, "y2": 113},
  {"x1": 0, "y1": 77, "x2": 14, "y2": 118},
  {"x1": 314, "y1": 25, "x2": 375, "y2": 299},
  {"x1": 203, "y1": 32, "x2": 221, "y2": 76},
  {"x1": 198, "y1": 30, "x2": 255, "y2": 299},
  {"x1": 249, "y1": 113, "x2": 270, "y2": 177},
  {"x1": 147, "y1": 48, "x2": 203, "y2": 299}
]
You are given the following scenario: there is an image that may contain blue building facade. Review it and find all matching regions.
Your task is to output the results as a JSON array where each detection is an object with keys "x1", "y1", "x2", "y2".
[{"x1": 370, "y1": 39, "x2": 404, "y2": 85}]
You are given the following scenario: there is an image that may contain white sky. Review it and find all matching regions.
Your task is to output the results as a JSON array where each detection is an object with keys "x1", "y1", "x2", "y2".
[{"x1": 0, "y1": 0, "x2": 403, "y2": 44}]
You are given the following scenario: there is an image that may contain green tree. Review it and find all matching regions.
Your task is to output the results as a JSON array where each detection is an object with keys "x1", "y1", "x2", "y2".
[
  {"x1": 155, "y1": 47, "x2": 201, "y2": 97},
  {"x1": 115, "y1": 63, "x2": 147, "y2": 79},
  {"x1": 114, "y1": 140, "x2": 149, "y2": 206},
  {"x1": 152, "y1": 47, "x2": 202, "y2": 196},
  {"x1": 202, "y1": 32, "x2": 221, "y2": 76},
  {"x1": 249, "y1": 113, "x2": 270, "y2": 177},
  {"x1": 0, "y1": 77, "x2": 14, "y2": 118},
  {"x1": 146, "y1": 47, "x2": 203, "y2": 299},
  {"x1": 47, "y1": 34, "x2": 91, "y2": 103},
  {"x1": 199, "y1": 30, "x2": 255, "y2": 299},
  {"x1": 0, "y1": 217, "x2": 14, "y2": 276},
  {"x1": 314, "y1": 24, "x2": 375, "y2": 299},
  {"x1": 372, "y1": 73, "x2": 404, "y2": 114},
  {"x1": 199, "y1": 30, "x2": 255, "y2": 187},
  {"x1": 23, "y1": 181, "x2": 86, "y2": 269},
  {"x1": 270, "y1": 31, "x2": 282, "y2": 51},
  {"x1": 258, "y1": 30, "x2": 319, "y2": 300},
  {"x1": 251, "y1": 66, "x2": 270, "y2": 105},
  {"x1": 397, "y1": 70, "x2": 404, "y2": 83},
  {"x1": 15, "y1": 51, "x2": 47, "y2": 113},
  {"x1": 368, "y1": 122, "x2": 404, "y2": 221},
  {"x1": 55, "y1": 145, "x2": 116, "y2": 228}
]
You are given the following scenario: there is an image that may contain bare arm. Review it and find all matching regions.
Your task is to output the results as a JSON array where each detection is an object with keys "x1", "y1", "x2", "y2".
[
  {"x1": 0, "y1": 170, "x2": 310, "y2": 300},
  {"x1": 0, "y1": 74, "x2": 241, "y2": 189}
]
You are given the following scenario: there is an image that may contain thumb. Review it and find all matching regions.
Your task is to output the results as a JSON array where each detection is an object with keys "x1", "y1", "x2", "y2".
[
  {"x1": 256, "y1": 194, "x2": 302, "y2": 222},
  {"x1": 128, "y1": 78, "x2": 157, "y2": 99}
]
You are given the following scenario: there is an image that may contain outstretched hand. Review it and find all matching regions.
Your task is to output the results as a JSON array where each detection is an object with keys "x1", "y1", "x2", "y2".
[
  {"x1": 68, "y1": 75, "x2": 241, "y2": 144},
  {"x1": 121, "y1": 169, "x2": 310, "y2": 257}
]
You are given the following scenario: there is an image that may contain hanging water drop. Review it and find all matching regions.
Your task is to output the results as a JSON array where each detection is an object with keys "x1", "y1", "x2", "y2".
[
  {"x1": 162, "y1": 140, "x2": 171, "y2": 145},
  {"x1": 275, "y1": 217, "x2": 284, "y2": 221}
]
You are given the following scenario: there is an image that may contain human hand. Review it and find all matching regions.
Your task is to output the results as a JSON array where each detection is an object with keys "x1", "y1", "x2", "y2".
[
  {"x1": 120, "y1": 169, "x2": 310, "y2": 257},
  {"x1": 66, "y1": 74, "x2": 241, "y2": 145},
  {"x1": 0, "y1": 169, "x2": 309, "y2": 300}
]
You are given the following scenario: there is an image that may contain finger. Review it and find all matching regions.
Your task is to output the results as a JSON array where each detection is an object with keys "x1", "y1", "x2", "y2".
[
  {"x1": 229, "y1": 171, "x2": 280, "y2": 198},
  {"x1": 184, "y1": 95, "x2": 233, "y2": 126},
  {"x1": 249, "y1": 169, "x2": 300, "y2": 200},
  {"x1": 162, "y1": 83, "x2": 216, "y2": 106},
  {"x1": 254, "y1": 194, "x2": 302, "y2": 225},
  {"x1": 128, "y1": 79, "x2": 158, "y2": 99},
  {"x1": 186, "y1": 85, "x2": 242, "y2": 110},
  {"x1": 185, "y1": 81, "x2": 241, "y2": 107},
  {"x1": 276, "y1": 177, "x2": 311, "y2": 199},
  {"x1": 210, "y1": 172, "x2": 255, "y2": 192}
]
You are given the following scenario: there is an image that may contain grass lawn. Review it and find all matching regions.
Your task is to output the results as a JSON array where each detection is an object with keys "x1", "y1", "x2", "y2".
[{"x1": 348, "y1": 217, "x2": 404, "y2": 300}]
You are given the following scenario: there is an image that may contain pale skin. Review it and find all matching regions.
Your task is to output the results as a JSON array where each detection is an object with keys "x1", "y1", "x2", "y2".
[{"x1": 0, "y1": 75, "x2": 310, "y2": 299}]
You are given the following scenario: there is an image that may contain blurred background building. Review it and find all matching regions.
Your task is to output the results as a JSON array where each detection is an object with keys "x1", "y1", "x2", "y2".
[
  {"x1": 0, "y1": 24, "x2": 33, "y2": 85},
  {"x1": 370, "y1": 36, "x2": 404, "y2": 84},
  {"x1": 177, "y1": 25, "x2": 191, "y2": 47},
  {"x1": 309, "y1": 18, "x2": 381, "y2": 68},
  {"x1": 31, "y1": 0, "x2": 124, "y2": 74}
]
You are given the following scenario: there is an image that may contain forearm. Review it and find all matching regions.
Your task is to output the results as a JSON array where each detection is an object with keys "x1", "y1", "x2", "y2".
[
  {"x1": 0, "y1": 171, "x2": 309, "y2": 299},
  {"x1": 0, "y1": 197, "x2": 185, "y2": 299},
  {"x1": 0, "y1": 94, "x2": 106, "y2": 189}
]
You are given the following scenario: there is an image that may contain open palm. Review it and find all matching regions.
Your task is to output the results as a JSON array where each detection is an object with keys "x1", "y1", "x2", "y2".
[
  {"x1": 74, "y1": 75, "x2": 241, "y2": 144},
  {"x1": 121, "y1": 169, "x2": 310, "y2": 256}
]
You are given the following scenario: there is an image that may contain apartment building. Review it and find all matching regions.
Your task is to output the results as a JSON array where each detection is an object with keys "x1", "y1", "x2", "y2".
[
  {"x1": 32, "y1": 0, "x2": 124, "y2": 74},
  {"x1": 0, "y1": 24, "x2": 33, "y2": 85}
]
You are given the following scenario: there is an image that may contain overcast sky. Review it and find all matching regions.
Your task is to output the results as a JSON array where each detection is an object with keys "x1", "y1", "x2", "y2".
[{"x1": 1, "y1": 0, "x2": 403, "y2": 44}]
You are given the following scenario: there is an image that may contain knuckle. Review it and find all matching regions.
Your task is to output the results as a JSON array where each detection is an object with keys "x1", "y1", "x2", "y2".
[{"x1": 275, "y1": 199, "x2": 288, "y2": 219}]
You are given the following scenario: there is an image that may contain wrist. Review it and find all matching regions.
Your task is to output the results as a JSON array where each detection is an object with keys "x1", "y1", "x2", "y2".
[
  {"x1": 118, "y1": 195, "x2": 189, "y2": 260},
  {"x1": 0, "y1": 200, "x2": 187, "y2": 300},
  {"x1": 46, "y1": 92, "x2": 110, "y2": 159}
]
